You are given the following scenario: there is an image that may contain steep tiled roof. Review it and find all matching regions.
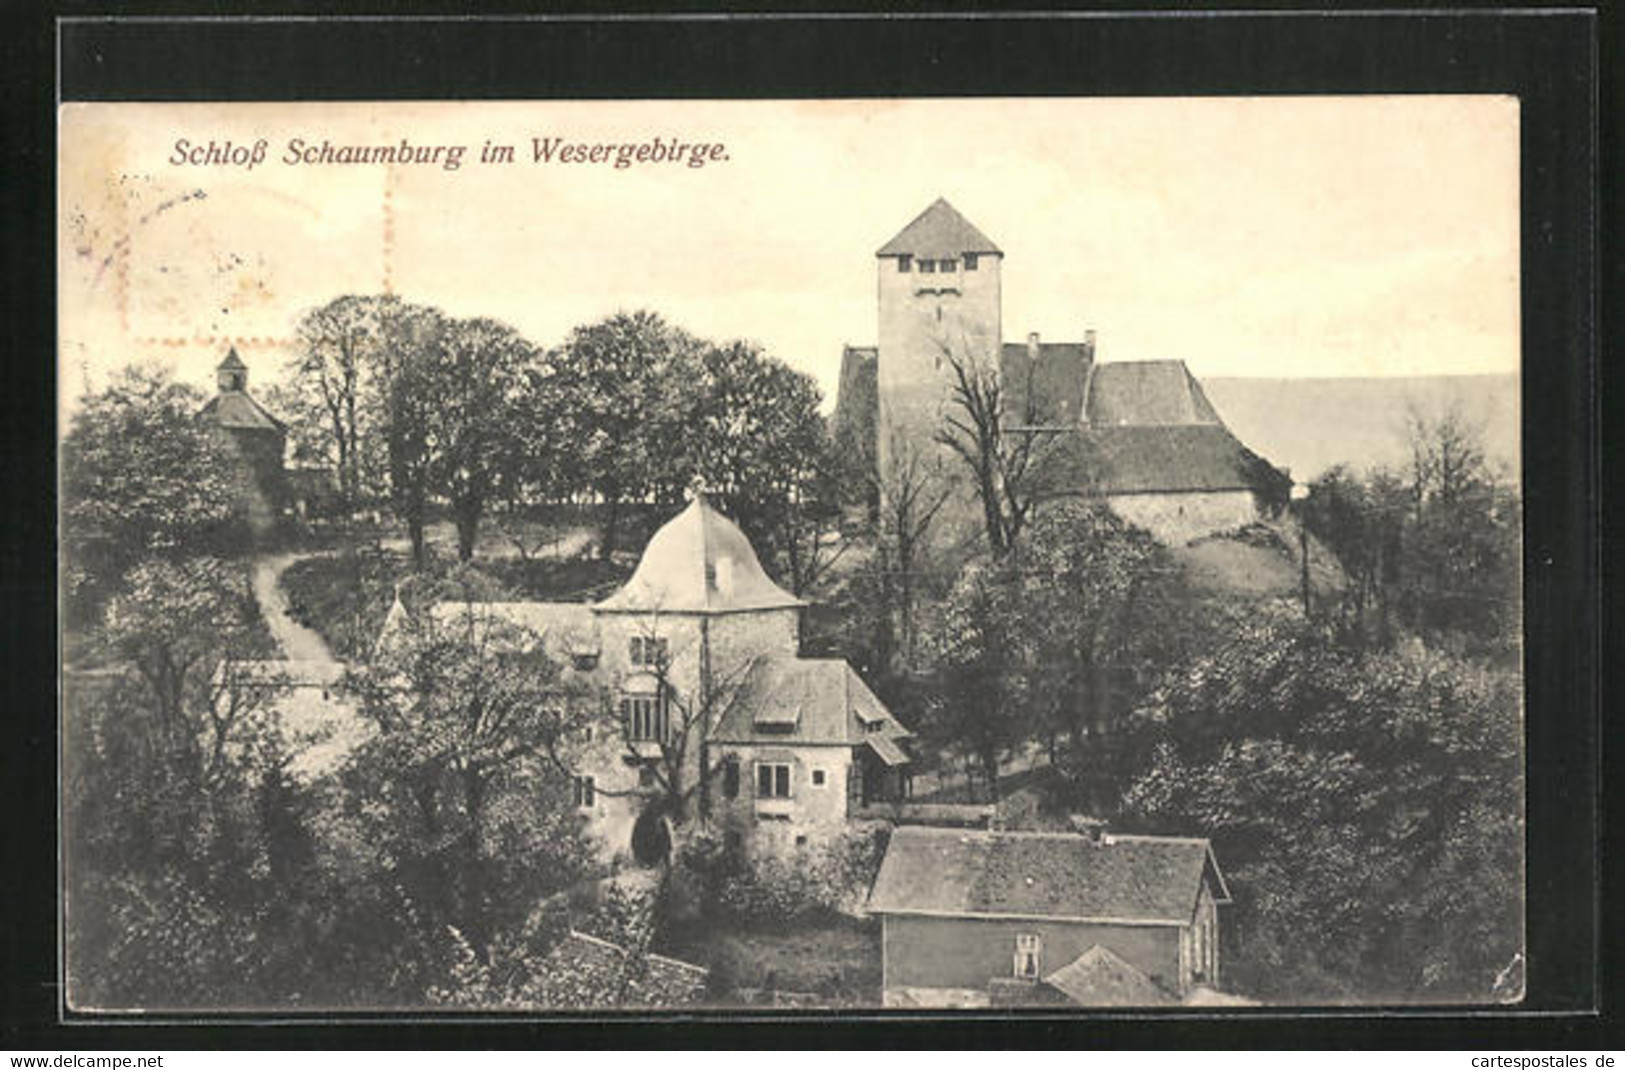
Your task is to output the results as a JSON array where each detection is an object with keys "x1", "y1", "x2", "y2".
[
  {"x1": 199, "y1": 390, "x2": 287, "y2": 432},
  {"x1": 1044, "y1": 945, "x2": 1174, "y2": 1007},
  {"x1": 710, "y1": 655, "x2": 912, "y2": 750},
  {"x1": 877, "y1": 198, "x2": 1003, "y2": 259},
  {"x1": 867, "y1": 827, "x2": 1227, "y2": 923},
  {"x1": 530, "y1": 931, "x2": 708, "y2": 1009},
  {"x1": 1085, "y1": 361, "x2": 1222, "y2": 426},
  {"x1": 596, "y1": 494, "x2": 803, "y2": 615},
  {"x1": 1001, "y1": 341, "x2": 1093, "y2": 427},
  {"x1": 217, "y1": 347, "x2": 248, "y2": 371},
  {"x1": 1030, "y1": 424, "x2": 1292, "y2": 498}
]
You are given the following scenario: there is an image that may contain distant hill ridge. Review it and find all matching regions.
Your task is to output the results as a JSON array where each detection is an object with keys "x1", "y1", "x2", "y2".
[{"x1": 1199, "y1": 374, "x2": 1519, "y2": 484}]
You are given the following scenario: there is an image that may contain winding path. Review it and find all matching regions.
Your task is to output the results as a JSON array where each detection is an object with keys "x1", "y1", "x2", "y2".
[{"x1": 251, "y1": 552, "x2": 338, "y2": 662}]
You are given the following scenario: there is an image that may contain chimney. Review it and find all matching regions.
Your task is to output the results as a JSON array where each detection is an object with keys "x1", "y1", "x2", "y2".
[
  {"x1": 1026, "y1": 332, "x2": 1040, "y2": 360},
  {"x1": 1084, "y1": 328, "x2": 1097, "y2": 352}
]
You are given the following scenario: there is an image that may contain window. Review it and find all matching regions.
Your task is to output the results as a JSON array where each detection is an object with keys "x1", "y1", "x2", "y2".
[
  {"x1": 572, "y1": 653, "x2": 599, "y2": 672},
  {"x1": 795, "y1": 835, "x2": 808, "y2": 848},
  {"x1": 864, "y1": 718, "x2": 886, "y2": 733},
  {"x1": 898, "y1": 255, "x2": 912, "y2": 273},
  {"x1": 919, "y1": 259, "x2": 936, "y2": 274},
  {"x1": 572, "y1": 776, "x2": 596, "y2": 809},
  {"x1": 757, "y1": 762, "x2": 791, "y2": 799},
  {"x1": 939, "y1": 258, "x2": 957, "y2": 273},
  {"x1": 1014, "y1": 933, "x2": 1042, "y2": 979},
  {"x1": 622, "y1": 694, "x2": 668, "y2": 742},
  {"x1": 629, "y1": 636, "x2": 668, "y2": 668},
  {"x1": 723, "y1": 759, "x2": 740, "y2": 799},
  {"x1": 638, "y1": 765, "x2": 657, "y2": 788},
  {"x1": 964, "y1": 253, "x2": 979, "y2": 271},
  {"x1": 811, "y1": 769, "x2": 826, "y2": 787}
]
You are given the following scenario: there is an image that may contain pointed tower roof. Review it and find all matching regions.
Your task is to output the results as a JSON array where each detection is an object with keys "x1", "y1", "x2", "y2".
[
  {"x1": 595, "y1": 493, "x2": 804, "y2": 615},
  {"x1": 876, "y1": 197, "x2": 1003, "y2": 259},
  {"x1": 217, "y1": 346, "x2": 248, "y2": 371}
]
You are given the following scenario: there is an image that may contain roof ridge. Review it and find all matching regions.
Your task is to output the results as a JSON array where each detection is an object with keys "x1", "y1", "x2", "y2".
[{"x1": 894, "y1": 825, "x2": 1210, "y2": 848}]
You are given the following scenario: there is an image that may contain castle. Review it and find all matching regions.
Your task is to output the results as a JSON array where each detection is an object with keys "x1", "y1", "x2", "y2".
[{"x1": 834, "y1": 198, "x2": 1291, "y2": 547}]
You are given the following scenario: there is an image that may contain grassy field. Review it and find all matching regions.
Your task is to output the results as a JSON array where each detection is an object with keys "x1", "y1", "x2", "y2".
[
  {"x1": 658, "y1": 911, "x2": 882, "y2": 1006},
  {"x1": 279, "y1": 539, "x2": 633, "y2": 662}
]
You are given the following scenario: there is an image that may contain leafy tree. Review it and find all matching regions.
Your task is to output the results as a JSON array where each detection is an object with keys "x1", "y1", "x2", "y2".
[
  {"x1": 286, "y1": 295, "x2": 401, "y2": 508},
  {"x1": 679, "y1": 340, "x2": 845, "y2": 594},
  {"x1": 1117, "y1": 616, "x2": 1523, "y2": 1002},
  {"x1": 422, "y1": 316, "x2": 538, "y2": 562},
  {"x1": 551, "y1": 311, "x2": 701, "y2": 558},
  {"x1": 61, "y1": 366, "x2": 242, "y2": 620},
  {"x1": 1303, "y1": 405, "x2": 1519, "y2": 659},
  {"x1": 375, "y1": 303, "x2": 448, "y2": 568},
  {"x1": 919, "y1": 560, "x2": 1036, "y2": 798},
  {"x1": 101, "y1": 556, "x2": 274, "y2": 769},
  {"x1": 345, "y1": 600, "x2": 594, "y2": 956},
  {"x1": 1017, "y1": 501, "x2": 1186, "y2": 791}
]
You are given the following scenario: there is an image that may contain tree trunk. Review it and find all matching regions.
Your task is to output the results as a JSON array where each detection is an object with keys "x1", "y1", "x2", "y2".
[
  {"x1": 455, "y1": 497, "x2": 481, "y2": 563},
  {"x1": 408, "y1": 515, "x2": 428, "y2": 570},
  {"x1": 600, "y1": 499, "x2": 622, "y2": 561}
]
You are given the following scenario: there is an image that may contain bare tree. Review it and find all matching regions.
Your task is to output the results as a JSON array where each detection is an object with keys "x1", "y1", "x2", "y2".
[
  {"x1": 876, "y1": 426, "x2": 951, "y2": 667},
  {"x1": 931, "y1": 333, "x2": 1058, "y2": 558}
]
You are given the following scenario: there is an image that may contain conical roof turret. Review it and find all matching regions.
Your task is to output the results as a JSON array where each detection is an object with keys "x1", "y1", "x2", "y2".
[{"x1": 595, "y1": 492, "x2": 804, "y2": 615}]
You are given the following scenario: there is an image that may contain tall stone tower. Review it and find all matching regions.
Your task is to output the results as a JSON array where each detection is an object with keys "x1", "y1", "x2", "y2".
[{"x1": 875, "y1": 199, "x2": 1003, "y2": 539}]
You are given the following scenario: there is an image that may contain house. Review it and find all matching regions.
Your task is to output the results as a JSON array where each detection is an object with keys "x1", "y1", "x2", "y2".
[
  {"x1": 834, "y1": 198, "x2": 1291, "y2": 547},
  {"x1": 380, "y1": 490, "x2": 916, "y2": 863},
  {"x1": 196, "y1": 347, "x2": 291, "y2": 535},
  {"x1": 866, "y1": 825, "x2": 1231, "y2": 1008}
]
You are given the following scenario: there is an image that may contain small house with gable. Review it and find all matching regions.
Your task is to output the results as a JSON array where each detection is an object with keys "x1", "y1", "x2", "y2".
[{"x1": 867, "y1": 825, "x2": 1231, "y2": 1008}]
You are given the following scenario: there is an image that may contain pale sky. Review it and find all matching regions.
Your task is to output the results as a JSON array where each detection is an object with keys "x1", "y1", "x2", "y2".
[{"x1": 59, "y1": 97, "x2": 1520, "y2": 415}]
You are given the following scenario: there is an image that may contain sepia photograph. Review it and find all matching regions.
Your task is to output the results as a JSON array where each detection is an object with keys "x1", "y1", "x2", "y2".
[{"x1": 58, "y1": 96, "x2": 1525, "y2": 1014}]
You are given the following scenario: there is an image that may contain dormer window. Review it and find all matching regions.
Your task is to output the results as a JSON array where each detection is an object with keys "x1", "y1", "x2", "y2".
[
  {"x1": 964, "y1": 253, "x2": 979, "y2": 271},
  {"x1": 898, "y1": 255, "x2": 912, "y2": 273},
  {"x1": 919, "y1": 259, "x2": 936, "y2": 274},
  {"x1": 939, "y1": 259, "x2": 957, "y2": 273}
]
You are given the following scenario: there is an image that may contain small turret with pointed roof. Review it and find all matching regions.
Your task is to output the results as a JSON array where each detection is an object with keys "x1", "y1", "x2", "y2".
[{"x1": 217, "y1": 346, "x2": 249, "y2": 393}]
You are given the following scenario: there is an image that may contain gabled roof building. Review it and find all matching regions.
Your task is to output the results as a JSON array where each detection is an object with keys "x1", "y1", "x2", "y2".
[
  {"x1": 869, "y1": 826, "x2": 1232, "y2": 1008},
  {"x1": 837, "y1": 198, "x2": 1292, "y2": 547}
]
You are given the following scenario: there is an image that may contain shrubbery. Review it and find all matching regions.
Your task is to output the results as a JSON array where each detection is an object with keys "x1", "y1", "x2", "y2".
[{"x1": 679, "y1": 824, "x2": 890, "y2": 923}]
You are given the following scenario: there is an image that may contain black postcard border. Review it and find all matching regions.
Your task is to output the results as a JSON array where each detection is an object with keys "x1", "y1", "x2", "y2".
[{"x1": 5, "y1": 5, "x2": 1607, "y2": 1050}]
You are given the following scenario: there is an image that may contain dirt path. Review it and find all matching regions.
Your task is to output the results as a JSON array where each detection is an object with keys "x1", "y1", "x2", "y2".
[{"x1": 251, "y1": 552, "x2": 338, "y2": 662}]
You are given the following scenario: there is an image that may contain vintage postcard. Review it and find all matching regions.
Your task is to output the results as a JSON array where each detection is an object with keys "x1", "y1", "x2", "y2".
[{"x1": 59, "y1": 97, "x2": 1524, "y2": 1013}]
